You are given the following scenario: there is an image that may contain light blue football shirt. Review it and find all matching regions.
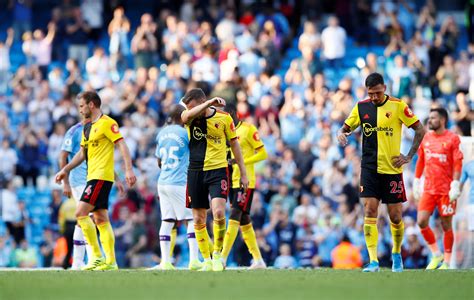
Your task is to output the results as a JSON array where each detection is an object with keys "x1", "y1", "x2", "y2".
[
  {"x1": 461, "y1": 160, "x2": 474, "y2": 204},
  {"x1": 61, "y1": 122, "x2": 88, "y2": 188},
  {"x1": 155, "y1": 125, "x2": 189, "y2": 186}
]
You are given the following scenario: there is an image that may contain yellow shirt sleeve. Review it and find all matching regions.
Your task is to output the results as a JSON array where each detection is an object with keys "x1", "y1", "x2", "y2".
[
  {"x1": 398, "y1": 101, "x2": 419, "y2": 127},
  {"x1": 104, "y1": 119, "x2": 123, "y2": 143},
  {"x1": 344, "y1": 104, "x2": 360, "y2": 131},
  {"x1": 225, "y1": 114, "x2": 237, "y2": 141},
  {"x1": 80, "y1": 131, "x2": 85, "y2": 147},
  {"x1": 248, "y1": 124, "x2": 264, "y2": 149}
]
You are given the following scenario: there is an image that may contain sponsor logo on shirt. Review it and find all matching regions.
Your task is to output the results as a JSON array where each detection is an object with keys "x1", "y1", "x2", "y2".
[
  {"x1": 362, "y1": 123, "x2": 394, "y2": 137},
  {"x1": 192, "y1": 127, "x2": 221, "y2": 144},
  {"x1": 425, "y1": 149, "x2": 447, "y2": 163}
]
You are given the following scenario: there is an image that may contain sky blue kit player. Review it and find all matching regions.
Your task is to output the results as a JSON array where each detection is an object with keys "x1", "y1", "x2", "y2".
[
  {"x1": 61, "y1": 122, "x2": 88, "y2": 188},
  {"x1": 155, "y1": 125, "x2": 189, "y2": 185},
  {"x1": 461, "y1": 160, "x2": 474, "y2": 204}
]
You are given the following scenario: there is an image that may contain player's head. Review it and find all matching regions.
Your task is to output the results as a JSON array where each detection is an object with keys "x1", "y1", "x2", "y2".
[
  {"x1": 167, "y1": 104, "x2": 186, "y2": 125},
  {"x1": 428, "y1": 107, "x2": 448, "y2": 131},
  {"x1": 181, "y1": 88, "x2": 207, "y2": 110},
  {"x1": 77, "y1": 91, "x2": 101, "y2": 119},
  {"x1": 224, "y1": 103, "x2": 239, "y2": 125},
  {"x1": 365, "y1": 73, "x2": 386, "y2": 105}
]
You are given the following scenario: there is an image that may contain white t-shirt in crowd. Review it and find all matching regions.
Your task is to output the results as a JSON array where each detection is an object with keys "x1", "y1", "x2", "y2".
[{"x1": 321, "y1": 26, "x2": 346, "y2": 60}]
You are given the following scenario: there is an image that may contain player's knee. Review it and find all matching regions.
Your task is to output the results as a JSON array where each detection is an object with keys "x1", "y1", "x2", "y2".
[
  {"x1": 389, "y1": 215, "x2": 402, "y2": 224},
  {"x1": 213, "y1": 208, "x2": 225, "y2": 220},
  {"x1": 75, "y1": 209, "x2": 87, "y2": 219},
  {"x1": 441, "y1": 219, "x2": 452, "y2": 231},
  {"x1": 417, "y1": 217, "x2": 429, "y2": 229},
  {"x1": 240, "y1": 213, "x2": 251, "y2": 225},
  {"x1": 229, "y1": 208, "x2": 242, "y2": 221}
]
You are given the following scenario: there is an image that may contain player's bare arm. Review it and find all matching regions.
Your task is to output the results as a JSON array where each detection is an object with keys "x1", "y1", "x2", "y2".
[
  {"x1": 392, "y1": 122, "x2": 426, "y2": 168},
  {"x1": 181, "y1": 97, "x2": 226, "y2": 124},
  {"x1": 337, "y1": 124, "x2": 352, "y2": 147},
  {"x1": 55, "y1": 147, "x2": 85, "y2": 183},
  {"x1": 58, "y1": 150, "x2": 72, "y2": 197},
  {"x1": 229, "y1": 138, "x2": 249, "y2": 190},
  {"x1": 116, "y1": 139, "x2": 137, "y2": 188}
]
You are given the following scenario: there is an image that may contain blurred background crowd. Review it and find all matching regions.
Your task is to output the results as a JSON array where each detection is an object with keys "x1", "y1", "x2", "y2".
[{"x1": 0, "y1": 0, "x2": 473, "y2": 269}]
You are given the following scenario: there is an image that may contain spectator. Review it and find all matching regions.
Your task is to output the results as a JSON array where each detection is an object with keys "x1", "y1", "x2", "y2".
[
  {"x1": 321, "y1": 16, "x2": 346, "y2": 70},
  {"x1": 13, "y1": 239, "x2": 38, "y2": 268},
  {"x1": 0, "y1": 235, "x2": 13, "y2": 267},
  {"x1": 32, "y1": 23, "x2": 56, "y2": 79},
  {"x1": 108, "y1": 7, "x2": 130, "y2": 76},
  {"x1": 452, "y1": 92, "x2": 473, "y2": 136},
  {"x1": 66, "y1": 7, "x2": 91, "y2": 68},
  {"x1": 331, "y1": 234, "x2": 363, "y2": 269},
  {"x1": 298, "y1": 21, "x2": 320, "y2": 52},
  {"x1": 293, "y1": 193, "x2": 318, "y2": 226},
  {"x1": 274, "y1": 243, "x2": 297, "y2": 269},
  {"x1": 1, "y1": 181, "x2": 21, "y2": 245},
  {"x1": 436, "y1": 55, "x2": 457, "y2": 104},
  {"x1": 0, "y1": 28, "x2": 14, "y2": 94},
  {"x1": 86, "y1": 47, "x2": 110, "y2": 90},
  {"x1": 39, "y1": 228, "x2": 56, "y2": 268},
  {"x1": 16, "y1": 131, "x2": 41, "y2": 187},
  {"x1": 80, "y1": 0, "x2": 103, "y2": 43},
  {"x1": 9, "y1": 0, "x2": 32, "y2": 41},
  {"x1": 131, "y1": 14, "x2": 158, "y2": 70},
  {"x1": 0, "y1": 140, "x2": 18, "y2": 182}
]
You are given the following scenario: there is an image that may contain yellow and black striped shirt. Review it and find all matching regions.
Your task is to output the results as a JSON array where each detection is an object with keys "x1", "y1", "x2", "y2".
[
  {"x1": 344, "y1": 95, "x2": 419, "y2": 174},
  {"x1": 186, "y1": 108, "x2": 237, "y2": 171}
]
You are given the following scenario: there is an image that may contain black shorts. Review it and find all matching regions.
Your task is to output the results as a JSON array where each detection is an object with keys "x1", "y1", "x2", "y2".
[
  {"x1": 80, "y1": 180, "x2": 113, "y2": 210},
  {"x1": 360, "y1": 169, "x2": 407, "y2": 204},
  {"x1": 230, "y1": 188, "x2": 255, "y2": 214},
  {"x1": 186, "y1": 167, "x2": 229, "y2": 209}
]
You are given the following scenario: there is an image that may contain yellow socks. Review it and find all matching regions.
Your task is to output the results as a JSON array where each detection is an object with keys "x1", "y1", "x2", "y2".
[
  {"x1": 194, "y1": 223, "x2": 210, "y2": 259},
  {"x1": 213, "y1": 217, "x2": 226, "y2": 253},
  {"x1": 364, "y1": 217, "x2": 379, "y2": 262},
  {"x1": 241, "y1": 223, "x2": 262, "y2": 261},
  {"x1": 97, "y1": 222, "x2": 116, "y2": 265},
  {"x1": 77, "y1": 216, "x2": 102, "y2": 258},
  {"x1": 206, "y1": 230, "x2": 214, "y2": 255},
  {"x1": 390, "y1": 221, "x2": 404, "y2": 254},
  {"x1": 221, "y1": 219, "x2": 240, "y2": 259},
  {"x1": 170, "y1": 228, "x2": 177, "y2": 258}
]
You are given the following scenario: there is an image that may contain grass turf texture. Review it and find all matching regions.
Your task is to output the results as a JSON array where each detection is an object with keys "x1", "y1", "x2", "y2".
[{"x1": 1, "y1": 269, "x2": 473, "y2": 300}]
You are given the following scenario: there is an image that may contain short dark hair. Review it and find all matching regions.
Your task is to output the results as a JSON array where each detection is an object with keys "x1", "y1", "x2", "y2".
[
  {"x1": 181, "y1": 88, "x2": 206, "y2": 104},
  {"x1": 77, "y1": 91, "x2": 101, "y2": 108},
  {"x1": 365, "y1": 73, "x2": 384, "y2": 88},
  {"x1": 430, "y1": 107, "x2": 449, "y2": 124},
  {"x1": 167, "y1": 104, "x2": 186, "y2": 125}
]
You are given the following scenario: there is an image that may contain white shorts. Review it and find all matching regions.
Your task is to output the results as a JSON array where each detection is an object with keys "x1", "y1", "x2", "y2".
[
  {"x1": 469, "y1": 204, "x2": 474, "y2": 231},
  {"x1": 71, "y1": 185, "x2": 86, "y2": 203},
  {"x1": 157, "y1": 184, "x2": 193, "y2": 221}
]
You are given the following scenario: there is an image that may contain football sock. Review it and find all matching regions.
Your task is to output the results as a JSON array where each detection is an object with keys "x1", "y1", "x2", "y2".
[
  {"x1": 221, "y1": 219, "x2": 240, "y2": 260},
  {"x1": 97, "y1": 222, "x2": 116, "y2": 265},
  {"x1": 420, "y1": 226, "x2": 441, "y2": 255},
  {"x1": 390, "y1": 221, "x2": 404, "y2": 253},
  {"x1": 77, "y1": 216, "x2": 102, "y2": 259},
  {"x1": 364, "y1": 217, "x2": 379, "y2": 262},
  {"x1": 159, "y1": 221, "x2": 174, "y2": 264},
  {"x1": 72, "y1": 225, "x2": 86, "y2": 267},
  {"x1": 213, "y1": 217, "x2": 226, "y2": 253},
  {"x1": 241, "y1": 223, "x2": 262, "y2": 261},
  {"x1": 194, "y1": 223, "x2": 211, "y2": 260},
  {"x1": 443, "y1": 229, "x2": 454, "y2": 263},
  {"x1": 187, "y1": 221, "x2": 199, "y2": 262},
  {"x1": 169, "y1": 227, "x2": 177, "y2": 259},
  {"x1": 206, "y1": 230, "x2": 214, "y2": 255}
]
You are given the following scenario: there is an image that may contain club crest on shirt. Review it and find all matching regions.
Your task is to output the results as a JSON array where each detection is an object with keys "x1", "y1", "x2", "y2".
[
  {"x1": 385, "y1": 112, "x2": 392, "y2": 119},
  {"x1": 404, "y1": 106, "x2": 414, "y2": 118},
  {"x1": 215, "y1": 123, "x2": 220, "y2": 129},
  {"x1": 253, "y1": 131, "x2": 260, "y2": 141},
  {"x1": 111, "y1": 123, "x2": 119, "y2": 134}
]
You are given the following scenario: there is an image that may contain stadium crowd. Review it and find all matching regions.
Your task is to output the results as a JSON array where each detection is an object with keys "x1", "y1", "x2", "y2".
[{"x1": 0, "y1": 0, "x2": 473, "y2": 269}]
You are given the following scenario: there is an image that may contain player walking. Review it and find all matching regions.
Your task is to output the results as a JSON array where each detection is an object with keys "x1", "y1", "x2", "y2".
[
  {"x1": 150, "y1": 105, "x2": 202, "y2": 271},
  {"x1": 413, "y1": 108, "x2": 463, "y2": 269},
  {"x1": 221, "y1": 104, "x2": 268, "y2": 269},
  {"x1": 337, "y1": 73, "x2": 426, "y2": 272},
  {"x1": 56, "y1": 91, "x2": 136, "y2": 270},
  {"x1": 181, "y1": 88, "x2": 249, "y2": 272}
]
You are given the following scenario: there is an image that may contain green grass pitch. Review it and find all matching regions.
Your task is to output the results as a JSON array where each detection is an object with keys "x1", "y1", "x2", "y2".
[{"x1": 1, "y1": 269, "x2": 473, "y2": 300}]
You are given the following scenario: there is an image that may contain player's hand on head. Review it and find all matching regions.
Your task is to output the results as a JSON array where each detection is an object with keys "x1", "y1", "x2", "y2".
[
  {"x1": 208, "y1": 97, "x2": 226, "y2": 108},
  {"x1": 391, "y1": 154, "x2": 411, "y2": 168}
]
